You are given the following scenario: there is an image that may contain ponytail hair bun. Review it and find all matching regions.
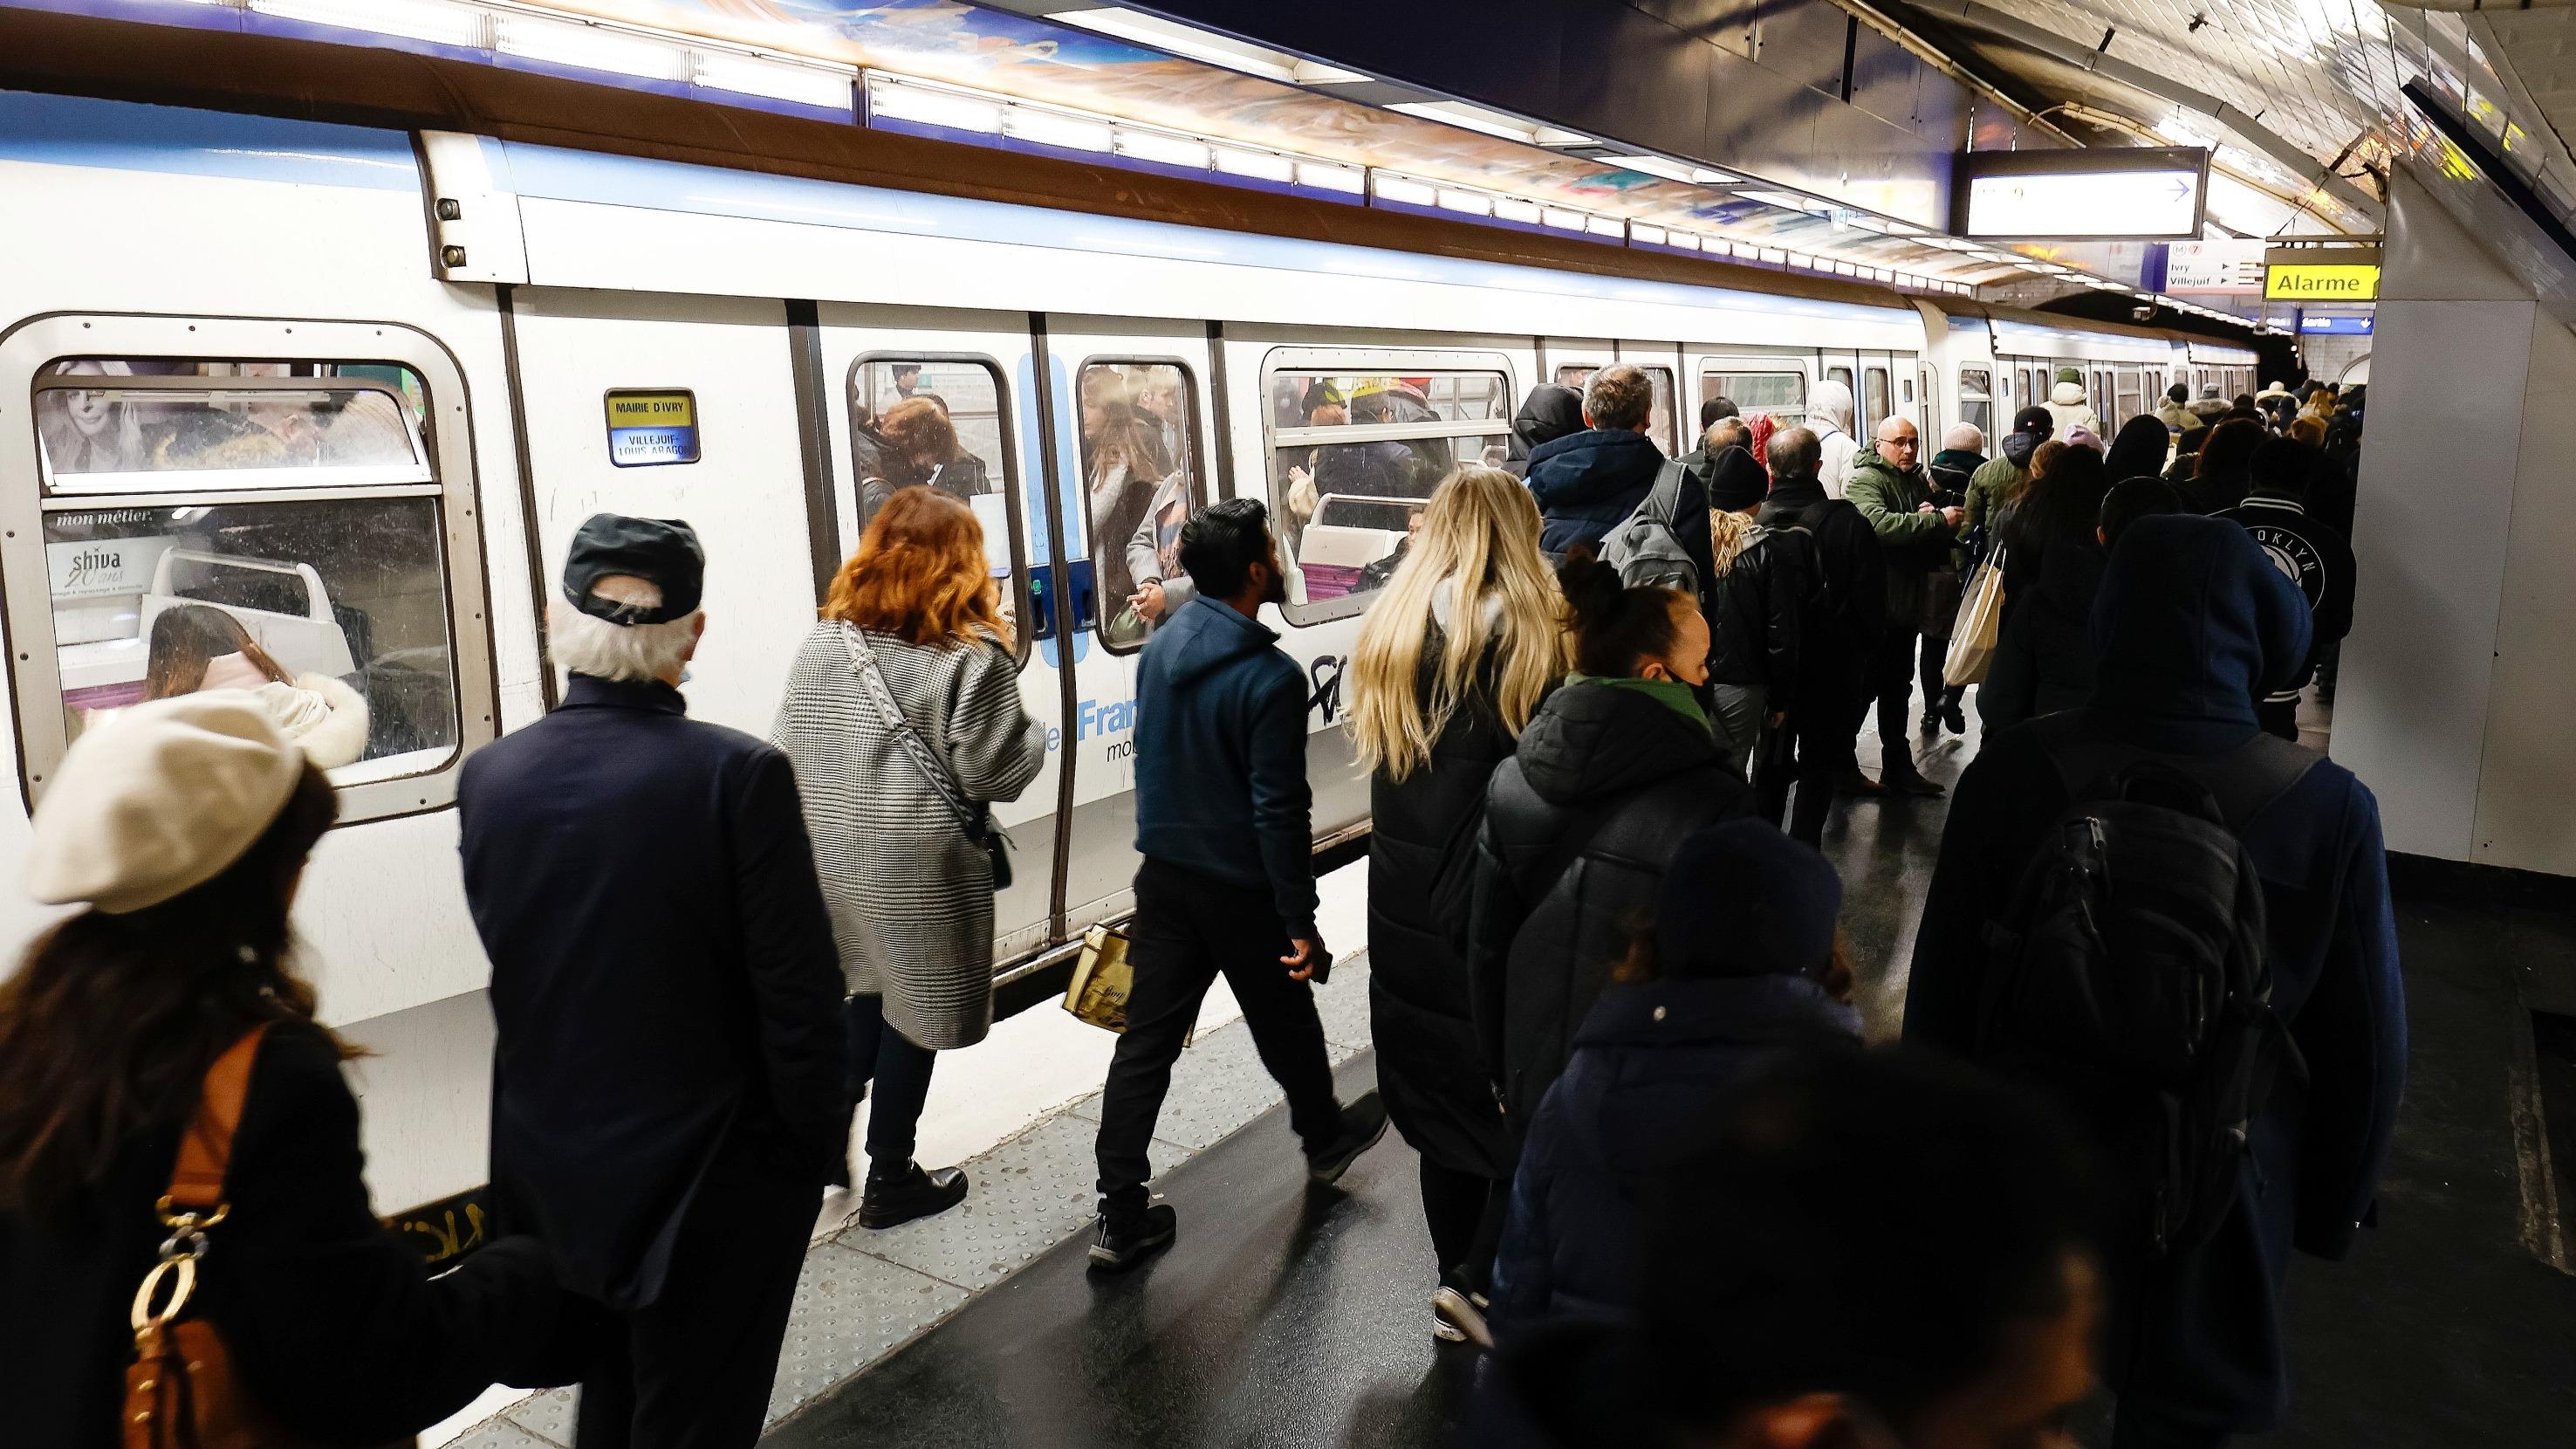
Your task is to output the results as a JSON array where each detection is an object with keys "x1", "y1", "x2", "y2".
[{"x1": 1556, "y1": 544, "x2": 1687, "y2": 678}]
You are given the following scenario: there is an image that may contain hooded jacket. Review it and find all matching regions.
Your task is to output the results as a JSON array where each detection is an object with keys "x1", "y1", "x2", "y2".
[
  {"x1": 2217, "y1": 491, "x2": 2355, "y2": 703},
  {"x1": 1842, "y1": 446, "x2": 1956, "y2": 630},
  {"x1": 1757, "y1": 478, "x2": 1883, "y2": 678},
  {"x1": 1976, "y1": 540, "x2": 2107, "y2": 733},
  {"x1": 1905, "y1": 514, "x2": 2404, "y2": 1432},
  {"x1": 1966, "y1": 428, "x2": 2039, "y2": 532},
  {"x1": 1502, "y1": 384, "x2": 1585, "y2": 478},
  {"x1": 1525, "y1": 429, "x2": 1716, "y2": 589},
  {"x1": 2156, "y1": 396, "x2": 2196, "y2": 433},
  {"x1": 1467, "y1": 682, "x2": 1753, "y2": 1125},
  {"x1": 1133, "y1": 594, "x2": 1319, "y2": 938},
  {"x1": 1928, "y1": 446, "x2": 1984, "y2": 501},
  {"x1": 1802, "y1": 380, "x2": 1861, "y2": 498},
  {"x1": 2103, "y1": 415, "x2": 2176, "y2": 485},
  {"x1": 1490, "y1": 974, "x2": 1860, "y2": 1329},
  {"x1": 2045, "y1": 379, "x2": 2102, "y2": 442}
]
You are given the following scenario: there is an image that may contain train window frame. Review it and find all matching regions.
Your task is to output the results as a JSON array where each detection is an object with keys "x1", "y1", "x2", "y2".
[
  {"x1": 0, "y1": 314, "x2": 499, "y2": 823},
  {"x1": 1071, "y1": 354, "x2": 1209, "y2": 657},
  {"x1": 1957, "y1": 366, "x2": 1995, "y2": 438},
  {"x1": 1696, "y1": 362, "x2": 1806, "y2": 424},
  {"x1": 34, "y1": 374, "x2": 433, "y2": 494},
  {"x1": 2115, "y1": 370, "x2": 2147, "y2": 429},
  {"x1": 1554, "y1": 361, "x2": 1679, "y2": 456},
  {"x1": 845, "y1": 351, "x2": 1033, "y2": 670},
  {"x1": 1259, "y1": 346, "x2": 1516, "y2": 627},
  {"x1": 1862, "y1": 367, "x2": 1892, "y2": 436}
]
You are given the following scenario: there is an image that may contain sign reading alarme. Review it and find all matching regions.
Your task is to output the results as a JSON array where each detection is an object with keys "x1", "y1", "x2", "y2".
[{"x1": 605, "y1": 389, "x2": 701, "y2": 467}]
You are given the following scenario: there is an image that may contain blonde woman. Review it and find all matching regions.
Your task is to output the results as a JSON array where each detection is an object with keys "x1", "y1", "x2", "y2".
[{"x1": 1343, "y1": 465, "x2": 1564, "y2": 1349}]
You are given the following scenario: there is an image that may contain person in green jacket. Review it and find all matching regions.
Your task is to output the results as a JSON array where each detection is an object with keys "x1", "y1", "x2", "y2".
[
  {"x1": 1967, "y1": 405, "x2": 2051, "y2": 537},
  {"x1": 1842, "y1": 415, "x2": 1962, "y2": 795}
]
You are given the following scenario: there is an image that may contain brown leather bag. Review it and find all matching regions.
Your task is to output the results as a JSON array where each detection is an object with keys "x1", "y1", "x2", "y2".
[{"x1": 121, "y1": 1024, "x2": 330, "y2": 1449}]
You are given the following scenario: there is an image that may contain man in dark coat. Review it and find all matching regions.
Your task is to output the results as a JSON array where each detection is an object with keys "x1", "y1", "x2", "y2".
[
  {"x1": 462, "y1": 515, "x2": 846, "y2": 1449},
  {"x1": 1751, "y1": 426, "x2": 1884, "y2": 844},
  {"x1": 1672, "y1": 396, "x2": 1742, "y2": 499},
  {"x1": 1702, "y1": 444, "x2": 1805, "y2": 775},
  {"x1": 2219, "y1": 440, "x2": 2356, "y2": 742},
  {"x1": 1980, "y1": 477, "x2": 2184, "y2": 733},
  {"x1": 1906, "y1": 514, "x2": 2406, "y2": 1447},
  {"x1": 1091, "y1": 498, "x2": 1387, "y2": 1272},
  {"x1": 1524, "y1": 364, "x2": 1714, "y2": 589}
]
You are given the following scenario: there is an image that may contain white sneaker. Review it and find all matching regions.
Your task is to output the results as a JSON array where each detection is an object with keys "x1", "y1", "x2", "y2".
[{"x1": 1431, "y1": 1285, "x2": 1494, "y2": 1349}]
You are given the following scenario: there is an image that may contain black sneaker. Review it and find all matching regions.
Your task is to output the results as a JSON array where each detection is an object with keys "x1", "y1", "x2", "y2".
[
  {"x1": 1882, "y1": 766, "x2": 1946, "y2": 798},
  {"x1": 1431, "y1": 1283, "x2": 1495, "y2": 1348},
  {"x1": 1836, "y1": 767, "x2": 1887, "y2": 797},
  {"x1": 1941, "y1": 701, "x2": 1969, "y2": 734},
  {"x1": 1089, "y1": 1203, "x2": 1178, "y2": 1272},
  {"x1": 1305, "y1": 1090, "x2": 1390, "y2": 1185},
  {"x1": 857, "y1": 1162, "x2": 969, "y2": 1230}
]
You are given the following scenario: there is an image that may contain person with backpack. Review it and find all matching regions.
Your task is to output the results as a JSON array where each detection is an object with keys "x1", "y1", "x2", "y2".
[
  {"x1": 2218, "y1": 439, "x2": 2355, "y2": 742},
  {"x1": 1750, "y1": 427, "x2": 1882, "y2": 843},
  {"x1": 1467, "y1": 550, "x2": 1753, "y2": 1143},
  {"x1": 1905, "y1": 513, "x2": 2406, "y2": 1448},
  {"x1": 1843, "y1": 415, "x2": 1963, "y2": 795},
  {"x1": 1527, "y1": 366, "x2": 1716, "y2": 587},
  {"x1": 1702, "y1": 443, "x2": 1805, "y2": 776}
]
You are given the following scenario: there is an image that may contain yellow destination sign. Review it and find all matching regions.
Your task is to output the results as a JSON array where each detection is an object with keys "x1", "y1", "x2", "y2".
[
  {"x1": 606, "y1": 391, "x2": 695, "y2": 427},
  {"x1": 2264, "y1": 264, "x2": 2380, "y2": 301}
]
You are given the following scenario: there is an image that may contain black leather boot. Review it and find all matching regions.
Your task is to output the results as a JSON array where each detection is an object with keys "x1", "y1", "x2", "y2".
[{"x1": 858, "y1": 1160, "x2": 969, "y2": 1229}]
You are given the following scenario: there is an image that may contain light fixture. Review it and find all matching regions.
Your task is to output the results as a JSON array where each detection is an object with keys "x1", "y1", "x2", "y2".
[
  {"x1": 1629, "y1": 223, "x2": 1668, "y2": 245},
  {"x1": 1388, "y1": 101, "x2": 1539, "y2": 144},
  {"x1": 1759, "y1": 247, "x2": 1787, "y2": 264},
  {"x1": 1585, "y1": 216, "x2": 1625, "y2": 238},
  {"x1": 695, "y1": 51, "x2": 853, "y2": 111},
  {"x1": 1436, "y1": 187, "x2": 1495, "y2": 216},
  {"x1": 1214, "y1": 145, "x2": 1296, "y2": 182},
  {"x1": 1495, "y1": 197, "x2": 1543, "y2": 224},
  {"x1": 495, "y1": 14, "x2": 689, "y2": 81},
  {"x1": 1117, "y1": 128, "x2": 1212, "y2": 169},
  {"x1": 1054, "y1": 7, "x2": 1363, "y2": 86},
  {"x1": 1833, "y1": 260, "x2": 1858, "y2": 276},
  {"x1": 1371, "y1": 175, "x2": 1436, "y2": 208},
  {"x1": 1665, "y1": 230, "x2": 1701, "y2": 251},
  {"x1": 1542, "y1": 207, "x2": 1587, "y2": 232},
  {"x1": 1296, "y1": 161, "x2": 1365, "y2": 195},
  {"x1": 1008, "y1": 107, "x2": 1115, "y2": 153},
  {"x1": 869, "y1": 77, "x2": 1004, "y2": 134},
  {"x1": 250, "y1": 0, "x2": 489, "y2": 46}
]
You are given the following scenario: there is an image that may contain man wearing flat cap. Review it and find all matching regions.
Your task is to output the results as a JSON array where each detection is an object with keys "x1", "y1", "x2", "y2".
[{"x1": 459, "y1": 515, "x2": 846, "y2": 1449}]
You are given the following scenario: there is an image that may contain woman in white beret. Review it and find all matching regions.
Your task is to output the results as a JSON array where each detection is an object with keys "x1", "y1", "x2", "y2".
[{"x1": 0, "y1": 694, "x2": 566, "y2": 1448}]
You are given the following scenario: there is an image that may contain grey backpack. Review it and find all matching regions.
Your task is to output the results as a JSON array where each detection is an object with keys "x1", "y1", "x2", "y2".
[{"x1": 1596, "y1": 460, "x2": 1700, "y2": 596}]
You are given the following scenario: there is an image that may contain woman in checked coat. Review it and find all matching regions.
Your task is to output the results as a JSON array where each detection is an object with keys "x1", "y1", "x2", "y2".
[{"x1": 772, "y1": 486, "x2": 1046, "y2": 1228}]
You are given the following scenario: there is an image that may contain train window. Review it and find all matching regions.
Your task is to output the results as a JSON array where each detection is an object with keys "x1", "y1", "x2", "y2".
[
  {"x1": 2089, "y1": 370, "x2": 2113, "y2": 426},
  {"x1": 1826, "y1": 365, "x2": 1854, "y2": 395},
  {"x1": 1556, "y1": 363, "x2": 1678, "y2": 455},
  {"x1": 2116, "y1": 372, "x2": 2146, "y2": 428},
  {"x1": 847, "y1": 359, "x2": 1021, "y2": 650},
  {"x1": 1263, "y1": 358, "x2": 1511, "y2": 621},
  {"x1": 1077, "y1": 361, "x2": 1203, "y2": 652},
  {"x1": 1957, "y1": 367, "x2": 1994, "y2": 437},
  {"x1": 27, "y1": 358, "x2": 461, "y2": 793},
  {"x1": 1701, "y1": 368, "x2": 1804, "y2": 421},
  {"x1": 1862, "y1": 368, "x2": 1891, "y2": 433}
]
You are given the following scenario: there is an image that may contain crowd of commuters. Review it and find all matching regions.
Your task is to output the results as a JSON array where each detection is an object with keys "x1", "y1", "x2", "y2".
[{"x1": 0, "y1": 356, "x2": 2397, "y2": 1449}]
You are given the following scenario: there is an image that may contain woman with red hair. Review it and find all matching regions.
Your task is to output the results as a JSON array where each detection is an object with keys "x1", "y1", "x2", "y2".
[{"x1": 771, "y1": 487, "x2": 1046, "y2": 1226}]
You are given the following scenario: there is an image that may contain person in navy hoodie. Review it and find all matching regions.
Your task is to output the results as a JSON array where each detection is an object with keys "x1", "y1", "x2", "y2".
[
  {"x1": 1906, "y1": 513, "x2": 2405, "y2": 1449},
  {"x1": 1524, "y1": 364, "x2": 1714, "y2": 589},
  {"x1": 1489, "y1": 820, "x2": 1863, "y2": 1335}
]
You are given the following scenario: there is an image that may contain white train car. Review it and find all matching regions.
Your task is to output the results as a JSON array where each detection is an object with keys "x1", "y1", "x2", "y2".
[
  {"x1": 1915, "y1": 299, "x2": 2259, "y2": 444},
  {"x1": 0, "y1": 83, "x2": 2247, "y2": 1215}
]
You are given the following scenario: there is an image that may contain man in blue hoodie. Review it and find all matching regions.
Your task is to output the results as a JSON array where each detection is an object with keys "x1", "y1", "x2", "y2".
[
  {"x1": 1089, "y1": 498, "x2": 1388, "y2": 1270},
  {"x1": 1524, "y1": 364, "x2": 1715, "y2": 591},
  {"x1": 1906, "y1": 514, "x2": 2405, "y2": 1447}
]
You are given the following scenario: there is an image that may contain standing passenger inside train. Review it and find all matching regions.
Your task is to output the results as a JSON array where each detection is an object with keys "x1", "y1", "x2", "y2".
[
  {"x1": 1702, "y1": 441, "x2": 1805, "y2": 777},
  {"x1": 1752, "y1": 428, "x2": 1881, "y2": 844},
  {"x1": 771, "y1": 489, "x2": 1048, "y2": 1226},
  {"x1": 1800, "y1": 378, "x2": 1861, "y2": 498},
  {"x1": 461, "y1": 516, "x2": 846, "y2": 1449},
  {"x1": 1090, "y1": 499, "x2": 1389, "y2": 1273},
  {"x1": 1345, "y1": 467, "x2": 1566, "y2": 1350},
  {"x1": 1524, "y1": 365, "x2": 1712, "y2": 587},
  {"x1": 1907, "y1": 514, "x2": 2404, "y2": 1449},
  {"x1": 1499, "y1": 382, "x2": 1583, "y2": 480},
  {"x1": 1843, "y1": 415, "x2": 1961, "y2": 797},
  {"x1": 2157, "y1": 382, "x2": 2196, "y2": 434},
  {"x1": 1467, "y1": 550, "x2": 1752, "y2": 1140},
  {"x1": 1673, "y1": 395, "x2": 1740, "y2": 499},
  {"x1": 0, "y1": 697, "x2": 570, "y2": 1449},
  {"x1": 2045, "y1": 367, "x2": 2102, "y2": 441}
]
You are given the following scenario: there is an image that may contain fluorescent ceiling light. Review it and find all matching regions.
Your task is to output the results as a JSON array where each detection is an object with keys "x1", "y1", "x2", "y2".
[
  {"x1": 1629, "y1": 223, "x2": 1668, "y2": 245},
  {"x1": 1704, "y1": 237, "x2": 1733, "y2": 257},
  {"x1": 1118, "y1": 129, "x2": 1211, "y2": 168},
  {"x1": 250, "y1": 0, "x2": 488, "y2": 46},
  {"x1": 871, "y1": 79, "x2": 1004, "y2": 134},
  {"x1": 695, "y1": 52, "x2": 853, "y2": 111},
  {"x1": 1541, "y1": 207, "x2": 1587, "y2": 232},
  {"x1": 1372, "y1": 175, "x2": 1436, "y2": 207},
  {"x1": 1833, "y1": 261, "x2": 1857, "y2": 276},
  {"x1": 1297, "y1": 161, "x2": 1365, "y2": 195},
  {"x1": 1618, "y1": 156, "x2": 1698, "y2": 184},
  {"x1": 1055, "y1": 8, "x2": 1362, "y2": 86},
  {"x1": 1759, "y1": 247, "x2": 1787, "y2": 264},
  {"x1": 1008, "y1": 107, "x2": 1113, "y2": 152},
  {"x1": 496, "y1": 15, "x2": 689, "y2": 81},
  {"x1": 1436, "y1": 188, "x2": 1495, "y2": 216},
  {"x1": 1214, "y1": 145, "x2": 1296, "y2": 182},
  {"x1": 1495, "y1": 197, "x2": 1543, "y2": 224},
  {"x1": 1665, "y1": 230, "x2": 1700, "y2": 251},
  {"x1": 1586, "y1": 216, "x2": 1625, "y2": 238},
  {"x1": 1533, "y1": 127, "x2": 1599, "y2": 148},
  {"x1": 1388, "y1": 101, "x2": 1541, "y2": 144}
]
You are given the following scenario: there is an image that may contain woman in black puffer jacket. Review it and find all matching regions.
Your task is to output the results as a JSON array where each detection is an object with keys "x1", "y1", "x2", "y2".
[
  {"x1": 1346, "y1": 467, "x2": 1566, "y2": 1349},
  {"x1": 1467, "y1": 551, "x2": 1756, "y2": 1157}
]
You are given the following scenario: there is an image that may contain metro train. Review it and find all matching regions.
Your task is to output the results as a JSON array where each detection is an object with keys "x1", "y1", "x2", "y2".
[{"x1": 0, "y1": 83, "x2": 2257, "y2": 1214}]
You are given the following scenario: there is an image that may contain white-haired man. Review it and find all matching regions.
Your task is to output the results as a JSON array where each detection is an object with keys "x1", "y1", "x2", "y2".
[{"x1": 460, "y1": 514, "x2": 845, "y2": 1449}]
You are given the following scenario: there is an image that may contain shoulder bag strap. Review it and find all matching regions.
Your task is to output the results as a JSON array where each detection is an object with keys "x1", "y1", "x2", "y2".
[
  {"x1": 840, "y1": 624, "x2": 980, "y2": 833},
  {"x1": 166, "y1": 1025, "x2": 271, "y2": 1213},
  {"x1": 1643, "y1": 458, "x2": 1689, "y2": 525}
]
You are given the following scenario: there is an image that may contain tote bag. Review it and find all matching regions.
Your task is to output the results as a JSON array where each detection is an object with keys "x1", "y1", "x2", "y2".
[{"x1": 1942, "y1": 548, "x2": 2007, "y2": 688}]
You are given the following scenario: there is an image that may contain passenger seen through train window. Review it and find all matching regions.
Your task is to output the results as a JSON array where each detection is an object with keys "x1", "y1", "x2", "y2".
[
  {"x1": 850, "y1": 361, "x2": 1011, "y2": 574},
  {"x1": 1079, "y1": 361, "x2": 1199, "y2": 649},
  {"x1": 1264, "y1": 367, "x2": 1507, "y2": 609}
]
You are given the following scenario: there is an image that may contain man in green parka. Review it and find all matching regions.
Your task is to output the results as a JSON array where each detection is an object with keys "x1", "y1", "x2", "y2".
[{"x1": 1842, "y1": 415, "x2": 1962, "y2": 796}]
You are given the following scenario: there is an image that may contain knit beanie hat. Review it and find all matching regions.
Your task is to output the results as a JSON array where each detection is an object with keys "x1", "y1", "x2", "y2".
[
  {"x1": 2055, "y1": 366, "x2": 2083, "y2": 386},
  {"x1": 1705, "y1": 445, "x2": 1771, "y2": 512},
  {"x1": 26, "y1": 694, "x2": 306, "y2": 914},
  {"x1": 1654, "y1": 821, "x2": 1842, "y2": 981}
]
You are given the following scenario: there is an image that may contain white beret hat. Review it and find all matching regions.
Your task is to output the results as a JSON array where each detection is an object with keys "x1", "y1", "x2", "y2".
[{"x1": 26, "y1": 694, "x2": 309, "y2": 915}]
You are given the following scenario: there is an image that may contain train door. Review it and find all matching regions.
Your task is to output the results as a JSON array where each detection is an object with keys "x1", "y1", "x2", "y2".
[
  {"x1": 1915, "y1": 361, "x2": 1938, "y2": 439},
  {"x1": 1040, "y1": 316, "x2": 1219, "y2": 935},
  {"x1": 1858, "y1": 353, "x2": 1899, "y2": 440},
  {"x1": 1613, "y1": 341, "x2": 1686, "y2": 456},
  {"x1": 1545, "y1": 338, "x2": 1613, "y2": 436},
  {"x1": 809, "y1": 304, "x2": 1062, "y2": 963},
  {"x1": 1689, "y1": 352, "x2": 1811, "y2": 429},
  {"x1": 1819, "y1": 349, "x2": 1860, "y2": 432},
  {"x1": 504, "y1": 289, "x2": 819, "y2": 743}
]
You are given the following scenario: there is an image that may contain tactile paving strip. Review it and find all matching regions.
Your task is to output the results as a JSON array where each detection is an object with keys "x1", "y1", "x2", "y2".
[
  {"x1": 447, "y1": 1421, "x2": 552, "y2": 1449},
  {"x1": 764, "y1": 1243, "x2": 971, "y2": 1425},
  {"x1": 834, "y1": 1111, "x2": 1102, "y2": 1291},
  {"x1": 498, "y1": 1386, "x2": 576, "y2": 1446},
  {"x1": 1315, "y1": 960, "x2": 1374, "y2": 1054}
]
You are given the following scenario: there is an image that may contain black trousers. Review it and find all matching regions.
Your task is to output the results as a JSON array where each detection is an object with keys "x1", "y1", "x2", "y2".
[
  {"x1": 573, "y1": 1132, "x2": 818, "y2": 1449},
  {"x1": 1872, "y1": 626, "x2": 1927, "y2": 765},
  {"x1": 843, "y1": 992, "x2": 937, "y2": 1170},
  {"x1": 1757, "y1": 670, "x2": 1867, "y2": 847},
  {"x1": 1093, "y1": 858, "x2": 1342, "y2": 1219},
  {"x1": 1419, "y1": 1158, "x2": 1510, "y2": 1294},
  {"x1": 1918, "y1": 631, "x2": 1962, "y2": 719},
  {"x1": 2256, "y1": 697, "x2": 2300, "y2": 743}
]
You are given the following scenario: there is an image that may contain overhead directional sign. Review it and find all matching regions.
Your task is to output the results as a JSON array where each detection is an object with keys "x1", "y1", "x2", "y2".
[
  {"x1": 1954, "y1": 147, "x2": 2210, "y2": 242},
  {"x1": 2298, "y1": 313, "x2": 2374, "y2": 335},
  {"x1": 2166, "y1": 239, "x2": 2267, "y2": 294}
]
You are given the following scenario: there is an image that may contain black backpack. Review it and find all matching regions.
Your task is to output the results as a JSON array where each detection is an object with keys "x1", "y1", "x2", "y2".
[{"x1": 1976, "y1": 718, "x2": 2318, "y2": 1257}]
